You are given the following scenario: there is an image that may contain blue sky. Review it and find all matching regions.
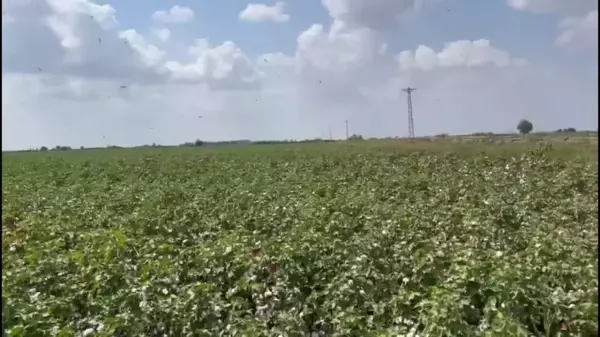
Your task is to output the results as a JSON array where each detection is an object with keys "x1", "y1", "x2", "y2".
[
  {"x1": 108, "y1": 0, "x2": 584, "y2": 64},
  {"x1": 1, "y1": 0, "x2": 598, "y2": 149}
]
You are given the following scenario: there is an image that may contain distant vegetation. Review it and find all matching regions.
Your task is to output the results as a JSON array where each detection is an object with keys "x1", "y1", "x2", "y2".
[
  {"x1": 555, "y1": 127, "x2": 577, "y2": 133},
  {"x1": 6, "y1": 121, "x2": 598, "y2": 154},
  {"x1": 517, "y1": 119, "x2": 534, "y2": 135}
]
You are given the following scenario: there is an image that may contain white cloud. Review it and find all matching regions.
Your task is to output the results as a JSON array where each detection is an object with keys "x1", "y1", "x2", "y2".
[
  {"x1": 296, "y1": 22, "x2": 385, "y2": 72},
  {"x1": 165, "y1": 39, "x2": 260, "y2": 90},
  {"x1": 397, "y1": 40, "x2": 528, "y2": 71},
  {"x1": 239, "y1": 2, "x2": 290, "y2": 23},
  {"x1": 118, "y1": 30, "x2": 165, "y2": 67},
  {"x1": 322, "y1": 0, "x2": 425, "y2": 30},
  {"x1": 1, "y1": 0, "x2": 597, "y2": 150},
  {"x1": 556, "y1": 10, "x2": 598, "y2": 54},
  {"x1": 2, "y1": 0, "x2": 163, "y2": 82},
  {"x1": 507, "y1": 0, "x2": 597, "y2": 14},
  {"x1": 152, "y1": 28, "x2": 171, "y2": 42},
  {"x1": 1, "y1": 0, "x2": 256, "y2": 89},
  {"x1": 506, "y1": 0, "x2": 597, "y2": 55},
  {"x1": 152, "y1": 5, "x2": 194, "y2": 24}
]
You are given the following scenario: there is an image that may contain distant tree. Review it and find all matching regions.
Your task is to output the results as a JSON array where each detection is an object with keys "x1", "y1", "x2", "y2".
[
  {"x1": 556, "y1": 128, "x2": 577, "y2": 133},
  {"x1": 194, "y1": 139, "x2": 204, "y2": 147},
  {"x1": 53, "y1": 145, "x2": 71, "y2": 151},
  {"x1": 40, "y1": 146, "x2": 48, "y2": 151},
  {"x1": 517, "y1": 119, "x2": 533, "y2": 135},
  {"x1": 80, "y1": 146, "x2": 85, "y2": 150},
  {"x1": 348, "y1": 134, "x2": 364, "y2": 141}
]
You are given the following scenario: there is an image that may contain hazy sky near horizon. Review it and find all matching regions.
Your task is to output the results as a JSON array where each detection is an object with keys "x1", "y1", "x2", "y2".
[{"x1": 2, "y1": 0, "x2": 597, "y2": 150}]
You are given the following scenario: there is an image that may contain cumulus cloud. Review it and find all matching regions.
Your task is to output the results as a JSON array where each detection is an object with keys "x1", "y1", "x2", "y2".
[
  {"x1": 152, "y1": 28, "x2": 171, "y2": 42},
  {"x1": 1, "y1": 0, "x2": 257, "y2": 89},
  {"x1": 507, "y1": 0, "x2": 597, "y2": 55},
  {"x1": 2, "y1": 0, "x2": 163, "y2": 83},
  {"x1": 322, "y1": 0, "x2": 425, "y2": 30},
  {"x1": 152, "y1": 5, "x2": 194, "y2": 24},
  {"x1": 556, "y1": 10, "x2": 598, "y2": 53},
  {"x1": 1, "y1": 0, "x2": 597, "y2": 150},
  {"x1": 296, "y1": 23, "x2": 384, "y2": 72},
  {"x1": 507, "y1": 0, "x2": 597, "y2": 14},
  {"x1": 397, "y1": 40, "x2": 528, "y2": 71},
  {"x1": 239, "y1": 2, "x2": 290, "y2": 23},
  {"x1": 165, "y1": 39, "x2": 261, "y2": 90}
]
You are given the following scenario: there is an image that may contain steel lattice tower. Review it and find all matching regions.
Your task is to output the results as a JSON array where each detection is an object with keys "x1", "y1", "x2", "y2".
[
  {"x1": 345, "y1": 120, "x2": 349, "y2": 139},
  {"x1": 402, "y1": 87, "x2": 416, "y2": 138}
]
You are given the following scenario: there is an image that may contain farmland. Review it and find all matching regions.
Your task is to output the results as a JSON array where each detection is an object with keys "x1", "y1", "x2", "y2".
[{"x1": 2, "y1": 139, "x2": 598, "y2": 336}]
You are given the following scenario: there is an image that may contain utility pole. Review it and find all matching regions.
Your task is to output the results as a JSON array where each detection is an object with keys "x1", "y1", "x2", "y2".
[
  {"x1": 345, "y1": 120, "x2": 349, "y2": 139},
  {"x1": 402, "y1": 87, "x2": 416, "y2": 138},
  {"x1": 329, "y1": 126, "x2": 333, "y2": 140}
]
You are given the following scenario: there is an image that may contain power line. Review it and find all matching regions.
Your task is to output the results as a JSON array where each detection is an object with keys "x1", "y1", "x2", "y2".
[{"x1": 402, "y1": 87, "x2": 416, "y2": 139}]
